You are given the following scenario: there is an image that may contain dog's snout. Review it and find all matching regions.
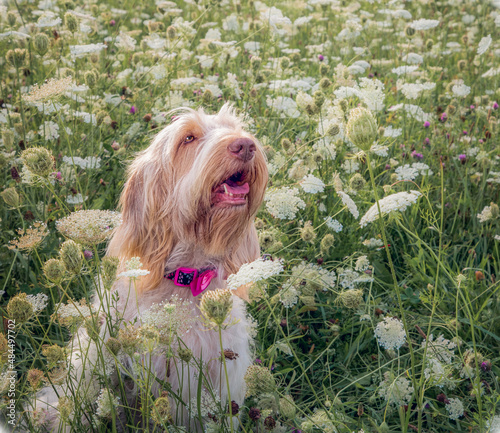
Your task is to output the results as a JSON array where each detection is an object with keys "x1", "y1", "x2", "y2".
[{"x1": 228, "y1": 138, "x2": 256, "y2": 162}]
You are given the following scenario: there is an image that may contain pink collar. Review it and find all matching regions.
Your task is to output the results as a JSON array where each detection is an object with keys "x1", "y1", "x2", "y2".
[{"x1": 164, "y1": 267, "x2": 217, "y2": 297}]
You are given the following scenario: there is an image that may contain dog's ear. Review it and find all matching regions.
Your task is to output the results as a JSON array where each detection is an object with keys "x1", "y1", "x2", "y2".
[{"x1": 108, "y1": 139, "x2": 176, "y2": 292}]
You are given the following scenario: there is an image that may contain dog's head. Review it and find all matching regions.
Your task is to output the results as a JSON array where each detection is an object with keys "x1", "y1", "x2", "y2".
[{"x1": 109, "y1": 103, "x2": 268, "y2": 290}]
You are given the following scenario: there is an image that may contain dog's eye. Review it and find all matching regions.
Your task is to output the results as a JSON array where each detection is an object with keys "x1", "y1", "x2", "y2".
[{"x1": 184, "y1": 135, "x2": 195, "y2": 143}]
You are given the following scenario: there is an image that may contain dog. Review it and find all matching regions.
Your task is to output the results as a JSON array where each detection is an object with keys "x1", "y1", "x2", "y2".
[{"x1": 32, "y1": 103, "x2": 268, "y2": 431}]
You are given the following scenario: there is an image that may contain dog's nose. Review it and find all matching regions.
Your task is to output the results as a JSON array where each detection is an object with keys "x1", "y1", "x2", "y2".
[{"x1": 228, "y1": 138, "x2": 256, "y2": 162}]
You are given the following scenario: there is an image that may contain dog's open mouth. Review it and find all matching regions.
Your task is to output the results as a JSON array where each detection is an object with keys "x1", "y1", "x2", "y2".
[{"x1": 212, "y1": 170, "x2": 249, "y2": 207}]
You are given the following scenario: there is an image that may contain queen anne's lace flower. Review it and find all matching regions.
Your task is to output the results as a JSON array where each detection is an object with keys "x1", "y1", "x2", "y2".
[
  {"x1": 379, "y1": 372, "x2": 414, "y2": 406},
  {"x1": 265, "y1": 187, "x2": 306, "y2": 219},
  {"x1": 477, "y1": 35, "x2": 492, "y2": 56},
  {"x1": 338, "y1": 191, "x2": 359, "y2": 219},
  {"x1": 374, "y1": 317, "x2": 406, "y2": 350},
  {"x1": 118, "y1": 257, "x2": 150, "y2": 279},
  {"x1": 446, "y1": 398, "x2": 464, "y2": 421},
  {"x1": 360, "y1": 191, "x2": 421, "y2": 227},
  {"x1": 300, "y1": 174, "x2": 325, "y2": 194},
  {"x1": 227, "y1": 257, "x2": 284, "y2": 291},
  {"x1": 409, "y1": 19, "x2": 439, "y2": 30}
]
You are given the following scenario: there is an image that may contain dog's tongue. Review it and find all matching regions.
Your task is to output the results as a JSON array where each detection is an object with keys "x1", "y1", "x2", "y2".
[{"x1": 222, "y1": 182, "x2": 249, "y2": 195}]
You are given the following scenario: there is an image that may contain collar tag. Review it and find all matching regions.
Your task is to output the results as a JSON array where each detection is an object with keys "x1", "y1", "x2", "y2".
[{"x1": 165, "y1": 267, "x2": 217, "y2": 297}]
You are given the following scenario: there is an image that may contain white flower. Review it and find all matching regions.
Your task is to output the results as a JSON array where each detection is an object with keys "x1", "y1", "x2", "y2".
[
  {"x1": 300, "y1": 174, "x2": 325, "y2": 194},
  {"x1": 355, "y1": 256, "x2": 370, "y2": 272},
  {"x1": 395, "y1": 164, "x2": 419, "y2": 181},
  {"x1": 227, "y1": 257, "x2": 284, "y2": 291},
  {"x1": 374, "y1": 317, "x2": 406, "y2": 351},
  {"x1": 26, "y1": 293, "x2": 49, "y2": 313},
  {"x1": 266, "y1": 96, "x2": 300, "y2": 118},
  {"x1": 391, "y1": 65, "x2": 419, "y2": 76},
  {"x1": 62, "y1": 156, "x2": 101, "y2": 169},
  {"x1": 422, "y1": 334, "x2": 456, "y2": 364},
  {"x1": 259, "y1": 6, "x2": 291, "y2": 35},
  {"x1": 279, "y1": 286, "x2": 299, "y2": 308},
  {"x1": 265, "y1": 187, "x2": 306, "y2": 219},
  {"x1": 118, "y1": 257, "x2": 150, "y2": 279},
  {"x1": 362, "y1": 238, "x2": 384, "y2": 248},
  {"x1": 477, "y1": 205, "x2": 495, "y2": 223},
  {"x1": 338, "y1": 191, "x2": 359, "y2": 219},
  {"x1": 452, "y1": 83, "x2": 471, "y2": 98},
  {"x1": 446, "y1": 398, "x2": 464, "y2": 421},
  {"x1": 96, "y1": 389, "x2": 119, "y2": 419},
  {"x1": 379, "y1": 372, "x2": 414, "y2": 406},
  {"x1": 39, "y1": 121, "x2": 59, "y2": 140},
  {"x1": 115, "y1": 32, "x2": 136, "y2": 51},
  {"x1": 224, "y1": 73, "x2": 241, "y2": 100},
  {"x1": 400, "y1": 82, "x2": 435, "y2": 100},
  {"x1": 384, "y1": 126, "x2": 402, "y2": 138},
  {"x1": 69, "y1": 43, "x2": 106, "y2": 59},
  {"x1": 66, "y1": 193, "x2": 88, "y2": 205},
  {"x1": 402, "y1": 52, "x2": 423, "y2": 64},
  {"x1": 188, "y1": 389, "x2": 220, "y2": 418},
  {"x1": 36, "y1": 12, "x2": 62, "y2": 28},
  {"x1": 477, "y1": 35, "x2": 492, "y2": 56},
  {"x1": 409, "y1": 19, "x2": 439, "y2": 31},
  {"x1": 324, "y1": 217, "x2": 343, "y2": 232},
  {"x1": 360, "y1": 191, "x2": 421, "y2": 228}
]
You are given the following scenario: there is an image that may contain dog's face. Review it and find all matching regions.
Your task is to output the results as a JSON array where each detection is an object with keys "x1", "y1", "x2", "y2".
[{"x1": 109, "y1": 103, "x2": 268, "y2": 289}]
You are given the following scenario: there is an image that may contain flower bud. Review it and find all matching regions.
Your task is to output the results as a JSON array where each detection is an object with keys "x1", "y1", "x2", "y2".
[
  {"x1": 21, "y1": 147, "x2": 54, "y2": 178},
  {"x1": 27, "y1": 369, "x2": 45, "y2": 390},
  {"x1": 279, "y1": 56, "x2": 290, "y2": 69},
  {"x1": 425, "y1": 39, "x2": 434, "y2": 50},
  {"x1": 313, "y1": 90, "x2": 325, "y2": 108},
  {"x1": 58, "y1": 396, "x2": 74, "y2": 422},
  {"x1": 319, "y1": 63, "x2": 330, "y2": 76},
  {"x1": 60, "y1": 240, "x2": 83, "y2": 274},
  {"x1": 42, "y1": 344, "x2": 66, "y2": 369},
  {"x1": 34, "y1": 33, "x2": 50, "y2": 56},
  {"x1": 43, "y1": 258, "x2": 66, "y2": 284},
  {"x1": 1, "y1": 187, "x2": 20, "y2": 208},
  {"x1": 64, "y1": 12, "x2": 78, "y2": 32},
  {"x1": 319, "y1": 77, "x2": 332, "y2": 89},
  {"x1": 102, "y1": 256, "x2": 119, "y2": 290},
  {"x1": 84, "y1": 70, "x2": 98, "y2": 88},
  {"x1": 2, "y1": 130, "x2": 15, "y2": 151},
  {"x1": 178, "y1": 347, "x2": 193, "y2": 363},
  {"x1": 300, "y1": 221, "x2": 316, "y2": 243},
  {"x1": 151, "y1": 394, "x2": 172, "y2": 424},
  {"x1": 250, "y1": 56, "x2": 262, "y2": 71},
  {"x1": 244, "y1": 365, "x2": 275, "y2": 397},
  {"x1": 279, "y1": 395, "x2": 296, "y2": 419},
  {"x1": 346, "y1": 107, "x2": 378, "y2": 151},
  {"x1": 490, "y1": 202, "x2": 499, "y2": 219},
  {"x1": 320, "y1": 234, "x2": 334, "y2": 254},
  {"x1": 166, "y1": 25, "x2": 177, "y2": 39},
  {"x1": 7, "y1": 293, "x2": 34, "y2": 324},
  {"x1": 7, "y1": 11, "x2": 17, "y2": 27},
  {"x1": 202, "y1": 89, "x2": 213, "y2": 104},
  {"x1": 199, "y1": 289, "x2": 233, "y2": 328},
  {"x1": 6, "y1": 48, "x2": 27, "y2": 67},
  {"x1": 349, "y1": 173, "x2": 366, "y2": 191},
  {"x1": 404, "y1": 25, "x2": 416, "y2": 38}
]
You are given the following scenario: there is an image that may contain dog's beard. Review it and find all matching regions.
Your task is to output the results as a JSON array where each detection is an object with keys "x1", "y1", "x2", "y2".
[{"x1": 194, "y1": 199, "x2": 252, "y2": 257}]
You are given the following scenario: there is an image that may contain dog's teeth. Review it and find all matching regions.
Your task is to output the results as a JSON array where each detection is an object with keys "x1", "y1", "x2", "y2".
[
  {"x1": 223, "y1": 184, "x2": 228, "y2": 194},
  {"x1": 229, "y1": 193, "x2": 233, "y2": 197}
]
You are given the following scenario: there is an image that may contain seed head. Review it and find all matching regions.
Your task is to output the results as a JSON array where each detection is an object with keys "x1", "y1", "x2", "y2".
[
  {"x1": 1, "y1": 187, "x2": 20, "y2": 208},
  {"x1": 34, "y1": 33, "x2": 50, "y2": 56},
  {"x1": 43, "y1": 258, "x2": 66, "y2": 285},
  {"x1": 199, "y1": 289, "x2": 233, "y2": 328},
  {"x1": 349, "y1": 173, "x2": 366, "y2": 191},
  {"x1": 21, "y1": 147, "x2": 54, "y2": 178},
  {"x1": 60, "y1": 240, "x2": 83, "y2": 274},
  {"x1": 346, "y1": 107, "x2": 378, "y2": 151},
  {"x1": 7, "y1": 293, "x2": 34, "y2": 324},
  {"x1": 102, "y1": 256, "x2": 120, "y2": 290},
  {"x1": 244, "y1": 365, "x2": 276, "y2": 398},
  {"x1": 42, "y1": 344, "x2": 66, "y2": 369}
]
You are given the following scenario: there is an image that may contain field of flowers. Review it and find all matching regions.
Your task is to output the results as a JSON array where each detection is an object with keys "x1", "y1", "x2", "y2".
[{"x1": 1, "y1": 0, "x2": 500, "y2": 431}]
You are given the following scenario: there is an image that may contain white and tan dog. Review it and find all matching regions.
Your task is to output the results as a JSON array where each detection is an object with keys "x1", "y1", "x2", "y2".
[{"x1": 34, "y1": 103, "x2": 268, "y2": 431}]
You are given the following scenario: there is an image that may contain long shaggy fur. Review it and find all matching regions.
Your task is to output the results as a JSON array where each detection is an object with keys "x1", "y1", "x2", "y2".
[{"x1": 32, "y1": 103, "x2": 268, "y2": 432}]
